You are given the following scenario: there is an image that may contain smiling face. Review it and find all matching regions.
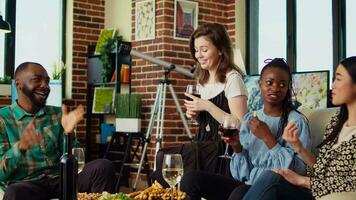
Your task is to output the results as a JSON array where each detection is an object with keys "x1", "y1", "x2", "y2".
[
  {"x1": 259, "y1": 67, "x2": 290, "y2": 107},
  {"x1": 16, "y1": 64, "x2": 50, "y2": 112},
  {"x1": 194, "y1": 36, "x2": 221, "y2": 71},
  {"x1": 331, "y1": 64, "x2": 356, "y2": 106}
]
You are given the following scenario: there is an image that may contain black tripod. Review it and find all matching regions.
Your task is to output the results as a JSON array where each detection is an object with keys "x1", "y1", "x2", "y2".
[{"x1": 133, "y1": 69, "x2": 193, "y2": 190}]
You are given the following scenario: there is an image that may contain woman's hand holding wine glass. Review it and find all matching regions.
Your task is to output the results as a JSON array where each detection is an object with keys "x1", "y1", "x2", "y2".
[
  {"x1": 162, "y1": 154, "x2": 184, "y2": 200},
  {"x1": 184, "y1": 84, "x2": 201, "y2": 126},
  {"x1": 218, "y1": 114, "x2": 241, "y2": 159}
]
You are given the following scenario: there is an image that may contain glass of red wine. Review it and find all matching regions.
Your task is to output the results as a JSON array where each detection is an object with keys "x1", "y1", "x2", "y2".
[
  {"x1": 218, "y1": 114, "x2": 241, "y2": 159},
  {"x1": 185, "y1": 84, "x2": 201, "y2": 126}
]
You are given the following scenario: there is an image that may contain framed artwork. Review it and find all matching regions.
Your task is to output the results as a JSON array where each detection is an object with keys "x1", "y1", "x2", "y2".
[
  {"x1": 95, "y1": 29, "x2": 116, "y2": 55},
  {"x1": 135, "y1": 0, "x2": 155, "y2": 41},
  {"x1": 174, "y1": 0, "x2": 198, "y2": 40},
  {"x1": 244, "y1": 70, "x2": 330, "y2": 111},
  {"x1": 292, "y1": 70, "x2": 329, "y2": 109},
  {"x1": 92, "y1": 87, "x2": 115, "y2": 113}
]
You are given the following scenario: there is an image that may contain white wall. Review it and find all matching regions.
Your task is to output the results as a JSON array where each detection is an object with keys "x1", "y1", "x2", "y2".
[{"x1": 105, "y1": 0, "x2": 132, "y2": 41}]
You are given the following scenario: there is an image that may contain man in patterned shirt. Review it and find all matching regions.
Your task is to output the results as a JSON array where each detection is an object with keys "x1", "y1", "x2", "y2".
[{"x1": 0, "y1": 62, "x2": 117, "y2": 199}]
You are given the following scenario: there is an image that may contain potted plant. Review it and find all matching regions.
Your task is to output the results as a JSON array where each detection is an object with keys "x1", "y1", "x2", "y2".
[
  {"x1": 99, "y1": 33, "x2": 123, "y2": 83},
  {"x1": 0, "y1": 75, "x2": 12, "y2": 96},
  {"x1": 115, "y1": 93, "x2": 142, "y2": 132},
  {"x1": 48, "y1": 61, "x2": 66, "y2": 107}
]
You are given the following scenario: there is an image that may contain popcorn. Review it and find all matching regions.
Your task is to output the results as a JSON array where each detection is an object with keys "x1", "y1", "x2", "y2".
[{"x1": 253, "y1": 111, "x2": 257, "y2": 118}]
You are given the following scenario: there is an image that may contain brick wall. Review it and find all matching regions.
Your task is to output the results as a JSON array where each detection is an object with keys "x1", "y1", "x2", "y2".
[
  {"x1": 0, "y1": 0, "x2": 236, "y2": 173},
  {"x1": 131, "y1": 0, "x2": 236, "y2": 167},
  {"x1": 71, "y1": 0, "x2": 105, "y2": 154}
]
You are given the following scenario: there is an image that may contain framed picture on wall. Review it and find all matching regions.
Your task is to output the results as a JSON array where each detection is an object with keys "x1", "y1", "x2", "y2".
[
  {"x1": 174, "y1": 0, "x2": 198, "y2": 40},
  {"x1": 244, "y1": 70, "x2": 330, "y2": 111},
  {"x1": 292, "y1": 70, "x2": 329, "y2": 110},
  {"x1": 135, "y1": 0, "x2": 155, "y2": 41},
  {"x1": 92, "y1": 87, "x2": 115, "y2": 113}
]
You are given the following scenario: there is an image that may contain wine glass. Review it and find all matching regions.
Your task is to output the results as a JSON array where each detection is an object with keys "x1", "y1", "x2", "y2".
[
  {"x1": 162, "y1": 154, "x2": 184, "y2": 199},
  {"x1": 72, "y1": 147, "x2": 85, "y2": 173},
  {"x1": 218, "y1": 114, "x2": 241, "y2": 159},
  {"x1": 185, "y1": 84, "x2": 201, "y2": 126}
]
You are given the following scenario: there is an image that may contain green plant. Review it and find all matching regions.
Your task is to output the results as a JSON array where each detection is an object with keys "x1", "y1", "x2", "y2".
[
  {"x1": 0, "y1": 75, "x2": 12, "y2": 84},
  {"x1": 115, "y1": 93, "x2": 141, "y2": 118},
  {"x1": 52, "y1": 61, "x2": 66, "y2": 80},
  {"x1": 99, "y1": 33, "x2": 123, "y2": 83}
]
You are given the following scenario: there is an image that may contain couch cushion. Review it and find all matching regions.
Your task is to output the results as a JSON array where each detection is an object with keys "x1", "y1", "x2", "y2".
[{"x1": 300, "y1": 108, "x2": 338, "y2": 154}]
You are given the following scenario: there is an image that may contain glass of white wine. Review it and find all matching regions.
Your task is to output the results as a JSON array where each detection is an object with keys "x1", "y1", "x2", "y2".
[
  {"x1": 72, "y1": 147, "x2": 85, "y2": 173},
  {"x1": 162, "y1": 154, "x2": 184, "y2": 199}
]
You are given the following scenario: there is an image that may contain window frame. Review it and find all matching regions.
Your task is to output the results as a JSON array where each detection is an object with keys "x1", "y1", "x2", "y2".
[
  {"x1": 247, "y1": 0, "x2": 346, "y2": 75},
  {"x1": 2, "y1": 0, "x2": 66, "y2": 79}
]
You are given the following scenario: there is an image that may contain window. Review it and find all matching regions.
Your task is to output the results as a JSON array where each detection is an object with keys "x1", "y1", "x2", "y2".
[
  {"x1": 258, "y1": 0, "x2": 286, "y2": 72},
  {"x1": 346, "y1": 0, "x2": 356, "y2": 57},
  {"x1": 296, "y1": 0, "x2": 333, "y2": 73},
  {"x1": 1, "y1": 0, "x2": 64, "y2": 79},
  {"x1": 0, "y1": 0, "x2": 6, "y2": 78},
  {"x1": 248, "y1": 0, "x2": 352, "y2": 80},
  {"x1": 15, "y1": 0, "x2": 63, "y2": 76}
]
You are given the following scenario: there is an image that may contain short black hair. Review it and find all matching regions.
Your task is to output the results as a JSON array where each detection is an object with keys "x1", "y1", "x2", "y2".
[{"x1": 14, "y1": 62, "x2": 44, "y2": 79}]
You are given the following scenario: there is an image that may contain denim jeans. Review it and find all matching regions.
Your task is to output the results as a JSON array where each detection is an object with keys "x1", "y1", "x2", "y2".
[{"x1": 242, "y1": 170, "x2": 313, "y2": 200}]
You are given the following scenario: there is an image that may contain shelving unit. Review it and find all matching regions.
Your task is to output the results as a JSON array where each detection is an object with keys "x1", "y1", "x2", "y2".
[
  {"x1": 85, "y1": 41, "x2": 151, "y2": 191},
  {"x1": 86, "y1": 40, "x2": 132, "y2": 161}
]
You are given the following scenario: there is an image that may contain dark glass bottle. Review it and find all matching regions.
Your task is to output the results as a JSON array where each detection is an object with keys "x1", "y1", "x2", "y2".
[{"x1": 60, "y1": 134, "x2": 78, "y2": 200}]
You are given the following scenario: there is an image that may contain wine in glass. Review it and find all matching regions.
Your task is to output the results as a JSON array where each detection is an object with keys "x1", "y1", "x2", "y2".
[
  {"x1": 72, "y1": 147, "x2": 85, "y2": 173},
  {"x1": 218, "y1": 114, "x2": 241, "y2": 159},
  {"x1": 162, "y1": 154, "x2": 184, "y2": 198},
  {"x1": 185, "y1": 84, "x2": 201, "y2": 126}
]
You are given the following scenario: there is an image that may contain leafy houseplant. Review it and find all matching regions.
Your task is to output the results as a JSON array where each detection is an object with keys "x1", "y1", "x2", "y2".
[
  {"x1": 0, "y1": 75, "x2": 11, "y2": 84},
  {"x1": 0, "y1": 75, "x2": 12, "y2": 96},
  {"x1": 115, "y1": 93, "x2": 142, "y2": 132},
  {"x1": 52, "y1": 61, "x2": 66, "y2": 80},
  {"x1": 99, "y1": 33, "x2": 123, "y2": 83}
]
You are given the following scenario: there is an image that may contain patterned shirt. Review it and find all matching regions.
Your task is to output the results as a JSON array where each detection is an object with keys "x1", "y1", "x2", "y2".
[
  {"x1": 310, "y1": 111, "x2": 356, "y2": 199},
  {"x1": 0, "y1": 102, "x2": 64, "y2": 190}
]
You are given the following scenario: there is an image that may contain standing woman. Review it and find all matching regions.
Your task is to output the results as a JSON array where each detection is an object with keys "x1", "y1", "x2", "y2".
[
  {"x1": 154, "y1": 23, "x2": 248, "y2": 186},
  {"x1": 183, "y1": 22, "x2": 248, "y2": 175},
  {"x1": 244, "y1": 56, "x2": 356, "y2": 200}
]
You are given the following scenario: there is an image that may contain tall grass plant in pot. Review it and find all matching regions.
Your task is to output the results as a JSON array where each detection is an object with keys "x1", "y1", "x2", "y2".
[{"x1": 115, "y1": 93, "x2": 142, "y2": 132}]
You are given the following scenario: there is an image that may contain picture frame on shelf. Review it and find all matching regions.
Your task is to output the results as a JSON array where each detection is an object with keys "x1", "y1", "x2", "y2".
[
  {"x1": 135, "y1": 0, "x2": 155, "y2": 41},
  {"x1": 92, "y1": 87, "x2": 115, "y2": 114},
  {"x1": 174, "y1": 0, "x2": 198, "y2": 40},
  {"x1": 95, "y1": 29, "x2": 116, "y2": 55}
]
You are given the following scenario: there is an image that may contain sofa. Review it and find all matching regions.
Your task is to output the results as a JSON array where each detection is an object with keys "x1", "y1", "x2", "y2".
[{"x1": 301, "y1": 107, "x2": 356, "y2": 200}]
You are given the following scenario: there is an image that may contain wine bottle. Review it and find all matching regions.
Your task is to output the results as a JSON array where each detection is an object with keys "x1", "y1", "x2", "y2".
[{"x1": 60, "y1": 134, "x2": 78, "y2": 200}]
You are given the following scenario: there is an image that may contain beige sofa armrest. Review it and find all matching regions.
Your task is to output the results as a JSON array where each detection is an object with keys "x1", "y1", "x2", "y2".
[
  {"x1": 318, "y1": 191, "x2": 356, "y2": 200},
  {"x1": 300, "y1": 108, "x2": 338, "y2": 154}
]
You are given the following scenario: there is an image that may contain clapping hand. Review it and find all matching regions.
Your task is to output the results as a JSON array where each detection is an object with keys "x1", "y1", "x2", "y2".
[
  {"x1": 61, "y1": 104, "x2": 85, "y2": 134},
  {"x1": 18, "y1": 118, "x2": 43, "y2": 151}
]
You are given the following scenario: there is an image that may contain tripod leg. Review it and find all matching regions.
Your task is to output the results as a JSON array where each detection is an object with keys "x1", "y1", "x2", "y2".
[
  {"x1": 167, "y1": 84, "x2": 193, "y2": 139},
  {"x1": 154, "y1": 83, "x2": 167, "y2": 165},
  {"x1": 153, "y1": 83, "x2": 165, "y2": 170},
  {"x1": 133, "y1": 84, "x2": 163, "y2": 190}
]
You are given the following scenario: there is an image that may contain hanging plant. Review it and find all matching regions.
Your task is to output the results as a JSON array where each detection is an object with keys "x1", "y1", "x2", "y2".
[{"x1": 99, "y1": 34, "x2": 123, "y2": 83}]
